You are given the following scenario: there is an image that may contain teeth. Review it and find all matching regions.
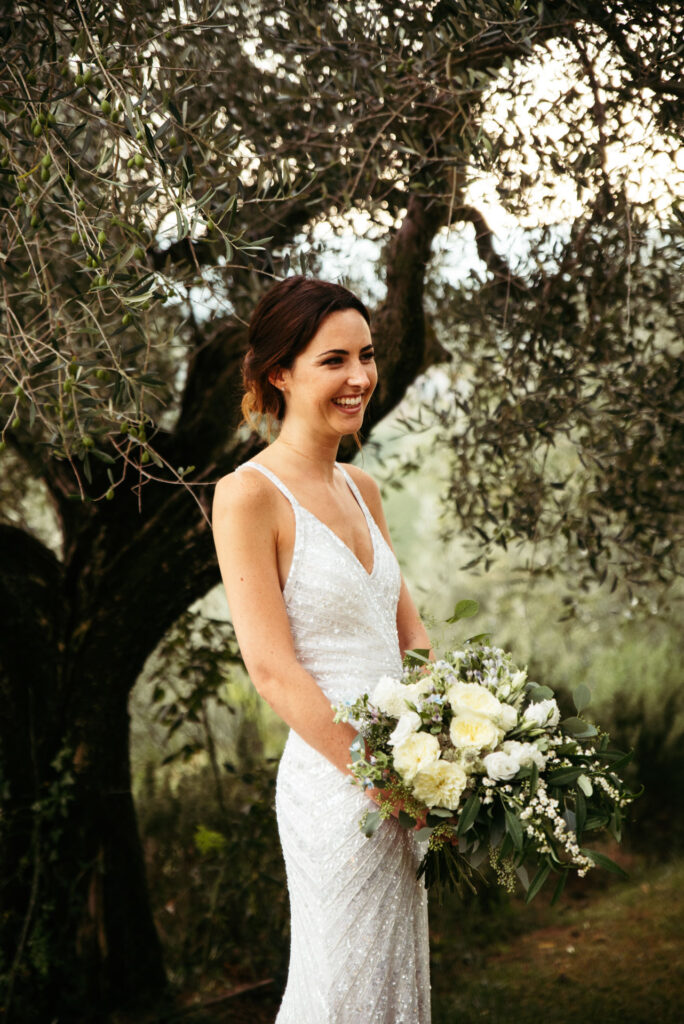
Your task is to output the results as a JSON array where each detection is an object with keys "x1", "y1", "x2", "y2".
[{"x1": 333, "y1": 397, "x2": 362, "y2": 407}]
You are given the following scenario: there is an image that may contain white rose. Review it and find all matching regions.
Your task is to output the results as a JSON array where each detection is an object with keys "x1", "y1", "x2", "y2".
[
  {"x1": 403, "y1": 678, "x2": 432, "y2": 705},
  {"x1": 502, "y1": 739, "x2": 548, "y2": 771},
  {"x1": 388, "y1": 711, "x2": 422, "y2": 748},
  {"x1": 498, "y1": 703, "x2": 519, "y2": 732},
  {"x1": 447, "y1": 682, "x2": 503, "y2": 721},
  {"x1": 482, "y1": 750, "x2": 521, "y2": 781},
  {"x1": 412, "y1": 761, "x2": 468, "y2": 811},
  {"x1": 449, "y1": 712, "x2": 502, "y2": 752},
  {"x1": 393, "y1": 732, "x2": 441, "y2": 781},
  {"x1": 372, "y1": 676, "x2": 411, "y2": 719},
  {"x1": 523, "y1": 698, "x2": 560, "y2": 730}
]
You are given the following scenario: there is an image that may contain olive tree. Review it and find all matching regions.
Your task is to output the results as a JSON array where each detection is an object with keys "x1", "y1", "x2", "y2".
[{"x1": 0, "y1": 1, "x2": 682, "y2": 1020}]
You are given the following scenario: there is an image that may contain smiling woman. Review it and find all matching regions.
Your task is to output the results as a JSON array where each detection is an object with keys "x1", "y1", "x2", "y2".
[{"x1": 212, "y1": 276, "x2": 434, "y2": 1023}]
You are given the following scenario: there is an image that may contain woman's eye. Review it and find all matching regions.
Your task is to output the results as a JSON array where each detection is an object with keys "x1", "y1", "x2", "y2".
[{"x1": 362, "y1": 351, "x2": 375, "y2": 362}]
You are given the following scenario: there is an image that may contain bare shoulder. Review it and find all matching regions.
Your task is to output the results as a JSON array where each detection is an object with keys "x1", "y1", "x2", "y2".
[{"x1": 212, "y1": 465, "x2": 279, "y2": 529}]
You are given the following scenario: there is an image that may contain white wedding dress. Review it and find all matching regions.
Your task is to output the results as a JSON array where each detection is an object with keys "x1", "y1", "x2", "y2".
[{"x1": 236, "y1": 461, "x2": 431, "y2": 1024}]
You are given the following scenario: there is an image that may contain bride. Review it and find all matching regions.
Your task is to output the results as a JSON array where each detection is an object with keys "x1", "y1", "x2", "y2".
[{"x1": 212, "y1": 275, "x2": 432, "y2": 1023}]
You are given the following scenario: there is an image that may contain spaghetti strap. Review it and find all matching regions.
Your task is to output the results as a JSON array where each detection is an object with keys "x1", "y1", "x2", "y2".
[
  {"x1": 236, "y1": 461, "x2": 300, "y2": 509},
  {"x1": 335, "y1": 463, "x2": 376, "y2": 534}
]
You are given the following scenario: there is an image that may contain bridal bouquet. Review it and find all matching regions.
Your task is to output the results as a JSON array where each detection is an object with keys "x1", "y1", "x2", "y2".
[{"x1": 334, "y1": 606, "x2": 636, "y2": 902}]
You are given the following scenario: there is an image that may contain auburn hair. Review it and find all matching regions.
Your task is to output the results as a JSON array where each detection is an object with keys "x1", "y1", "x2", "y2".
[{"x1": 241, "y1": 275, "x2": 371, "y2": 432}]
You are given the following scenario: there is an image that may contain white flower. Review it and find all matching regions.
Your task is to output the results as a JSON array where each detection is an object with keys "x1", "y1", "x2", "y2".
[
  {"x1": 498, "y1": 703, "x2": 519, "y2": 732},
  {"x1": 447, "y1": 681, "x2": 503, "y2": 720},
  {"x1": 411, "y1": 761, "x2": 467, "y2": 811},
  {"x1": 502, "y1": 740, "x2": 548, "y2": 771},
  {"x1": 388, "y1": 711, "x2": 421, "y2": 748},
  {"x1": 511, "y1": 669, "x2": 527, "y2": 690},
  {"x1": 393, "y1": 732, "x2": 441, "y2": 781},
  {"x1": 523, "y1": 698, "x2": 560, "y2": 730},
  {"x1": 372, "y1": 676, "x2": 411, "y2": 719},
  {"x1": 482, "y1": 750, "x2": 521, "y2": 781},
  {"x1": 449, "y1": 712, "x2": 502, "y2": 752}
]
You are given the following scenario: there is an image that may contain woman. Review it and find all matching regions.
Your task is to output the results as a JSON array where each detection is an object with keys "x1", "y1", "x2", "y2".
[{"x1": 212, "y1": 276, "x2": 432, "y2": 1023}]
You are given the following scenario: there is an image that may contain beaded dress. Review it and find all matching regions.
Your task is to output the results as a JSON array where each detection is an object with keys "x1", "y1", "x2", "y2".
[{"x1": 236, "y1": 461, "x2": 431, "y2": 1024}]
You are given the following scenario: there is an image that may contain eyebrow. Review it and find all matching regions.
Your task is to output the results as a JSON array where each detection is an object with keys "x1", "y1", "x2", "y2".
[{"x1": 317, "y1": 344, "x2": 375, "y2": 357}]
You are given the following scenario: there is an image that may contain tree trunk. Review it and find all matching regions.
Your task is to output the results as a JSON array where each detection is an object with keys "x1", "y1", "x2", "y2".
[{"x1": 0, "y1": 524, "x2": 170, "y2": 1022}]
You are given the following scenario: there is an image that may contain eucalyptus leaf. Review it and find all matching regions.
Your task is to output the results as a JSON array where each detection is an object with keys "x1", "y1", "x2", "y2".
[{"x1": 447, "y1": 599, "x2": 479, "y2": 623}]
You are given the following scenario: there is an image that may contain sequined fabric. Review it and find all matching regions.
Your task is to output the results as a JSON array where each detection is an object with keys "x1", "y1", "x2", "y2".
[{"x1": 236, "y1": 461, "x2": 431, "y2": 1024}]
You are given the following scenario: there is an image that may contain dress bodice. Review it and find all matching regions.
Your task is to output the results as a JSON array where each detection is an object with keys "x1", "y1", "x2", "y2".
[{"x1": 235, "y1": 461, "x2": 403, "y2": 706}]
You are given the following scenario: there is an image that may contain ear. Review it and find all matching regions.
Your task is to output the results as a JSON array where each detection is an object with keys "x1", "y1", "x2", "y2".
[{"x1": 268, "y1": 367, "x2": 287, "y2": 392}]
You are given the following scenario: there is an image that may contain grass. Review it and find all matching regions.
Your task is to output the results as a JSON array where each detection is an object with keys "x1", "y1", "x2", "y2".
[{"x1": 430, "y1": 856, "x2": 684, "y2": 1024}]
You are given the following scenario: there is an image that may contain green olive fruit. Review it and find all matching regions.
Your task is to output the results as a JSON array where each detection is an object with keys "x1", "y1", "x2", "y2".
[
  {"x1": 13, "y1": 196, "x2": 24, "y2": 207},
  {"x1": 33, "y1": 123, "x2": 43, "y2": 137},
  {"x1": 134, "y1": 153, "x2": 144, "y2": 168},
  {"x1": 40, "y1": 167, "x2": 49, "y2": 181},
  {"x1": 127, "y1": 157, "x2": 134, "y2": 168},
  {"x1": 71, "y1": 231, "x2": 79, "y2": 245},
  {"x1": 11, "y1": 416, "x2": 20, "y2": 429},
  {"x1": 95, "y1": 368, "x2": 108, "y2": 380},
  {"x1": 105, "y1": 487, "x2": 114, "y2": 500},
  {"x1": 78, "y1": 199, "x2": 85, "y2": 210},
  {"x1": 82, "y1": 435, "x2": 94, "y2": 448},
  {"x1": 13, "y1": 384, "x2": 23, "y2": 396},
  {"x1": 84, "y1": 69, "x2": 93, "y2": 84},
  {"x1": 141, "y1": 299, "x2": 150, "y2": 310},
  {"x1": 48, "y1": 113, "x2": 56, "y2": 125},
  {"x1": 61, "y1": 66, "x2": 69, "y2": 78},
  {"x1": 75, "y1": 73, "x2": 84, "y2": 87},
  {"x1": 41, "y1": 154, "x2": 52, "y2": 167},
  {"x1": 133, "y1": 245, "x2": 144, "y2": 260},
  {"x1": 101, "y1": 99, "x2": 111, "y2": 115},
  {"x1": 140, "y1": 450, "x2": 150, "y2": 464},
  {"x1": 0, "y1": 155, "x2": 8, "y2": 167},
  {"x1": 122, "y1": 312, "x2": 132, "y2": 326},
  {"x1": 136, "y1": 129, "x2": 144, "y2": 140},
  {"x1": 18, "y1": 179, "x2": 28, "y2": 192},
  {"x1": 97, "y1": 229, "x2": 106, "y2": 244},
  {"x1": 65, "y1": 173, "x2": 73, "y2": 185},
  {"x1": 0, "y1": 441, "x2": 6, "y2": 453},
  {"x1": 66, "y1": 418, "x2": 74, "y2": 430},
  {"x1": 30, "y1": 212, "x2": 39, "y2": 226},
  {"x1": 96, "y1": 274, "x2": 107, "y2": 287}
]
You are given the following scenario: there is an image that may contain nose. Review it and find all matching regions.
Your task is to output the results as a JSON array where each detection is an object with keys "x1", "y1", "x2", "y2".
[{"x1": 347, "y1": 360, "x2": 371, "y2": 389}]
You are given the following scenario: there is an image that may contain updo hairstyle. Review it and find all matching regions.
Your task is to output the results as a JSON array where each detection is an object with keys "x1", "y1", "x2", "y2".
[{"x1": 241, "y1": 275, "x2": 371, "y2": 431}]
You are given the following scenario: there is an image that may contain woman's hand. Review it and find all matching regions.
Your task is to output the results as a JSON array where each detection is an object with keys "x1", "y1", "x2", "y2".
[{"x1": 366, "y1": 785, "x2": 428, "y2": 831}]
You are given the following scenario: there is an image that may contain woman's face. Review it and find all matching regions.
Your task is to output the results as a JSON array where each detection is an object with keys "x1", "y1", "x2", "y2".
[{"x1": 274, "y1": 308, "x2": 377, "y2": 435}]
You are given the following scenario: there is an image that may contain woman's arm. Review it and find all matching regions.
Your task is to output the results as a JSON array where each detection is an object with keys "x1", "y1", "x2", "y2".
[
  {"x1": 346, "y1": 465, "x2": 433, "y2": 658},
  {"x1": 212, "y1": 471, "x2": 357, "y2": 776}
]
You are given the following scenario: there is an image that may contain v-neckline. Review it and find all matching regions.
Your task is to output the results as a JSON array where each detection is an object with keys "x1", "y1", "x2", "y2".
[
  {"x1": 239, "y1": 460, "x2": 378, "y2": 581},
  {"x1": 296, "y1": 467, "x2": 377, "y2": 580}
]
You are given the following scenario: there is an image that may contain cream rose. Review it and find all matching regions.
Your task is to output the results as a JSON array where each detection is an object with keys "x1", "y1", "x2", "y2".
[
  {"x1": 449, "y1": 712, "x2": 502, "y2": 751},
  {"x1": 372, "y1": 676, "x2": 411, "y2": 719},
  {"x1": 447, "y1": 681, "x2": 503, "y2": 720},
  {"x1": 411, "y1": 761, "x2": 467, "y2": 811},
  {"x1": 388, "y1": 711, "x2": 422, "y2": 748},
  {"x1": 393, "y1": 732, "x2": 441, "y2": 781}
]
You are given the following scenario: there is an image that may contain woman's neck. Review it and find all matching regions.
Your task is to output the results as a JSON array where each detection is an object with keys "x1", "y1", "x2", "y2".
[{"x1": 270, "y1": 426, "x2": 340, "y2": 483}]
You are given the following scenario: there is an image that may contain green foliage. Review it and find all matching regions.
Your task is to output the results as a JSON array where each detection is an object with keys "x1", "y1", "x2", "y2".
[{"x1": 138, "y1": 759, "x2": 288, "y2": 988}]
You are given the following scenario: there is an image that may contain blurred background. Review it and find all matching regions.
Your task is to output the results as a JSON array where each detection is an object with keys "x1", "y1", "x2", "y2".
[{"x1": 1, "y1": 2, "x2": 682, "y2": 1022}]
